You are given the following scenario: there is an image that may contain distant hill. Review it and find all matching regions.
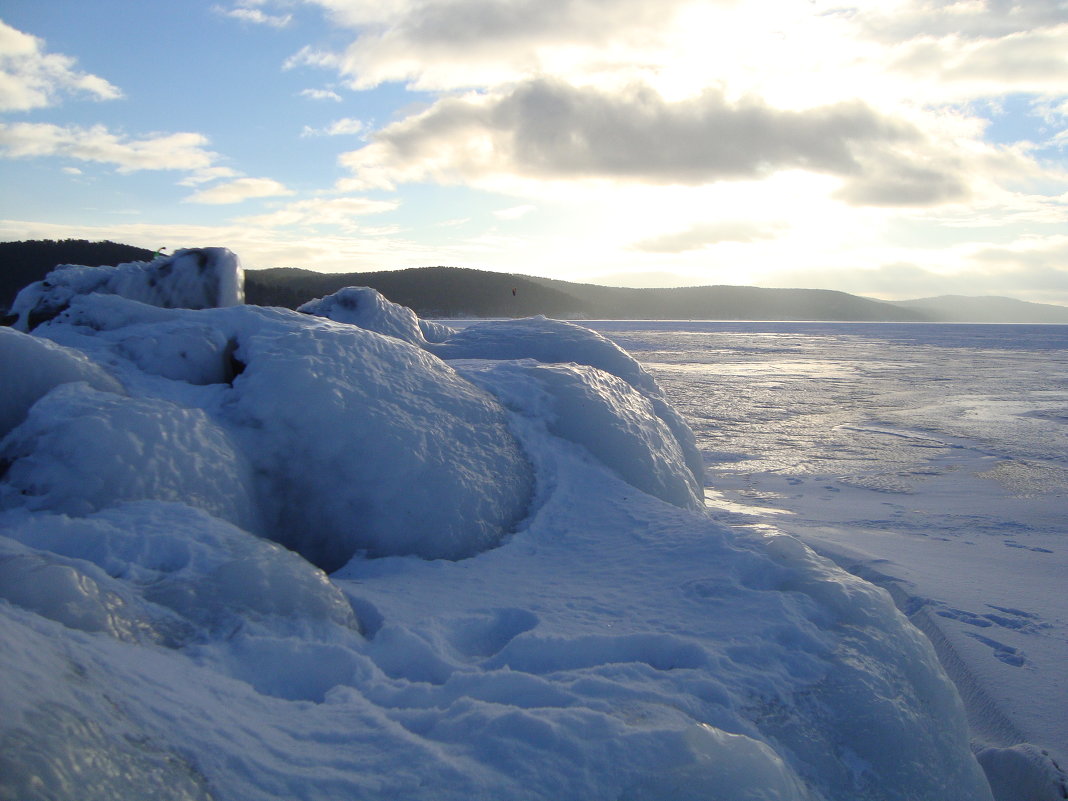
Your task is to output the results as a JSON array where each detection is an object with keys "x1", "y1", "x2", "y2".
[
  {"x1": 246, "y1": 267, "x2": 925, "y2": 321},
  {"x1": 888, "y1": 295, "x2": 1068, "y2": 324},
  {"x1": 0, "y1": 239, "x2": 156, "y2": 311},
  {"x1": 4, "y1": 239, "x2": 1067, "y2": 323},
  {"x1": 246, "y1": 266, "x2": 584, "y2": 318}
]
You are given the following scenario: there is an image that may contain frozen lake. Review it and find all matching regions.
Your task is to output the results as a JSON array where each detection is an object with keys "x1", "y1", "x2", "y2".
[{"x1": 588, "y1": 320, "x2": 1068, "y2": 768}]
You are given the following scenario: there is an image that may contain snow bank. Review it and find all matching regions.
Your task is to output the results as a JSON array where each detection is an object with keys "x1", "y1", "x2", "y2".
[
  {"x1": 9, "y1": 247, "x2": 243, "y2": 331},
  {"x1": 0, "y1": 264, "x2": 995, "y2": 800}
]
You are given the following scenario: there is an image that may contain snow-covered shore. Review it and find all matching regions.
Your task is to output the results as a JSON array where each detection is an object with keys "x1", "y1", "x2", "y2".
[
  {"x1": 0, "y1": 249, "x2": 1016, "y2": 799},
  {"x1": 587, "y1": 319, "x2": 1068, "y2": 799}
]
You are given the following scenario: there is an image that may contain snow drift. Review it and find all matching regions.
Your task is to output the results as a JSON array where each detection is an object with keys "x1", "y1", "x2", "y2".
[{"x1": 0, "y1": 248, "x2": 994, "y2": 800}]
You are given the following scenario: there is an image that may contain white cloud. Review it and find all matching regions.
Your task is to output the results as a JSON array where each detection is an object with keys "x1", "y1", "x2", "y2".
[
  {"x1": 0, "y1": 122, "x2": 218, "y2": 172},
  {"x1": 845, "y1": 0, "x2": 1068, "y2": 44},
  {"x1": 236, "y1": 196, "x2": 400, "y2": 229},
  {"x1": 299, "y1": 87, "x2": 343, "y2": 102},
  {"x1": 300, "y1": 117, "x2": 364, "y2": 137},
  {"x1": 184, "y1": 177, "x2": 295, "y2": 204},
  {"x1": 214, "y1": 4, "x2": 293, "y2": 28},
  {"x1": 178, "y1": 166, "x2": 242, "y2": 186},
  {"x1": 0, "y1": 20, "x2": 122, "y2": 111},
  {"x1": 890, "y1": 25, "x2": 1068, "y2": 94},
  {"x1": 633, "y1": 220, "x2": 787, "y2": 253},
  {"x1": 493, "y1": 204, "x2": 535, "y2": 220}
]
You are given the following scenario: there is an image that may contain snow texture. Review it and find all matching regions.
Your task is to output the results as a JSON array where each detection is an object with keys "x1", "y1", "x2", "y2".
[{"x1": 0, "y1": 253, "x2": 999, "y2": 801}]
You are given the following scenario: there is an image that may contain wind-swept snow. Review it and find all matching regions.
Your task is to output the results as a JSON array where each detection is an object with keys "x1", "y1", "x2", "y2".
[{"x1": 0, "y1": 254, "x2": 996, "y2": 800}]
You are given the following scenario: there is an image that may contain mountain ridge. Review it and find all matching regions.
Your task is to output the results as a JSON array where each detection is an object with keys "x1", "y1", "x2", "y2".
[{"x1": 3, "y1": 240, "x2": 1066, "y2": 323}]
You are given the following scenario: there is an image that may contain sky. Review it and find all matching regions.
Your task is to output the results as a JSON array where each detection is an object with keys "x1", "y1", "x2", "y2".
[{"x1": 0, "y1": 0, "x2": 1066, "y2": 303}]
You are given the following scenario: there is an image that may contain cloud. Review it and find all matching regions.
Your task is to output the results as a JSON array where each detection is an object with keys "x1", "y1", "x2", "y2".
[
  {"x1": 184, "y1": 177, "x2": 295, "y2": 204},
  {"x1": 845, "y1": 0, "x2": 1068, "y2": 43},
  {"x1": 300, "y1": 88, "x2": 342, "y2": 102},
  {"x1": 292, "y1": 0, "x2": 697, "y2": 90},
  {"x1": 0, "y1": 122, "x2": 218, "y2": 172},
  {"x1": 493, "y1": 204, "x2": 535, "y2": 220},
  {"x1": 633, "y1": 220, "x2": 787, "y2": 253},
  {"x1": 214, "y1": 4, "x2": 293, "y2": 28},
  {"x1": 339, "y1": 77, "x2": 965, "y2": 207},
  {"x1": 890, "y1": 25, "x2": 1068, "y2": 91},
  {"x1": 236, "y1": 196, "x2": 400, "y2": 229},
  {"x1": 300, "y1": 117, "x2": 364, "y2": 137},
  {"x1": 0, "y1": 20, "x2": 122, "y2": 111},
  {"x1": 833, "y1": 159, "x2": 970, "y2": 207},
  {"x1": 178, "y1": 166, "x2": 242, "y2": 186}
]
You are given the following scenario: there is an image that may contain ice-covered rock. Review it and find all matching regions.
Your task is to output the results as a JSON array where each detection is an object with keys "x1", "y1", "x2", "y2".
[
  {"x1": 457, "y1": 359, "x2": 703, "y2": 509},
  {"x1": 9, "y1": 247, "x2": 243, "y2": 331},
  {"x1": 7, "y1": 293, "x2": 534, "y2": 569},
  {"x1": 0, "y1": 326, "x2": 124, "y2": 437},
  {"x1": 1, "y1": 502, "x2": 360, "y2": 641},
  {"x1": 0, "y1": 383, "x2": 261, "y2": 532},
  {"x1": 430, "y1": 315, "x2": 705, "y2": 489},
  {"x1": 298, "y1": 286, "x2": 428, "y2": 346},
  {"x1": 429, "y1": 315, "x2": 661, "y2": 394},
  {"x1": 225, "y1": 312, "x2": 534, "y2": 568}
]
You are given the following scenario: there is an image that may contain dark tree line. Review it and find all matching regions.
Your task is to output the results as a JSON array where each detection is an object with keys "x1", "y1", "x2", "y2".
[{"x1": 0, "y1": 240, "x2": 156, "y2": 311}]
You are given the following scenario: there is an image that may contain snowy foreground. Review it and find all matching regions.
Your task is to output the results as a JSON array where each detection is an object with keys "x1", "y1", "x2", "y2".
[{"x1": 0, "y1": 248, "x2": 1018, "y2": 799}]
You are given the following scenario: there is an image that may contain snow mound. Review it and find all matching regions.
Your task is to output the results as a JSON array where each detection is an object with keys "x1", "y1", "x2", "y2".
[
  {"x1": 0, "y1": 270, "x2": 996, "y2": 801},
  {"x1": 9, "y1": 247, "x2": 243, "y2": 331},
  {"x1": 430, "y1": 315, "x2": 661, "y2": 394},
  {"x1": 7, "y1": 293, "x2": 533, "y2": 569},
  {"x1": 298, "y1": 286, "x2": 427, "y2": 346},
  {"x1": 0, "y1": 383, "x2": 260, "y2": 533},
  {"x1": 457, "y1": 359, "x2": 703, "y2": 509},
  {"x1": 225, "y1": 311, "x2": 533, "y2": 568},
  {"x1": 0, "y1": 326, "x2": 124, "y2": 437},
  {"x1": 431, "y1": 315, "x2": 705, "y2": 488}
]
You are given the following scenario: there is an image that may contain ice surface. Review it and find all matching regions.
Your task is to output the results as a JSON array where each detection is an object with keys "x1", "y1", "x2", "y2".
[
  {"x1": 588, "y1": 320, "x2": 1068, "y2": 799},
  {"x1": 0, "y1": 278, "x2": 1000, "y2": 800}
]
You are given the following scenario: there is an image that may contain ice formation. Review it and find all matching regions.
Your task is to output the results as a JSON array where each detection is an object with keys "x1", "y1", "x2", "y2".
[
  {"x1": 0, "y1": 249, "x2": 996, "y2": 800},
  {"x1": 9, "y1": 246, "x2": 244, "y2": 331}
]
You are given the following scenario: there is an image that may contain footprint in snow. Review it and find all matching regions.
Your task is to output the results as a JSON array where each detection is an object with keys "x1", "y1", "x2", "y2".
[
  {"x1": 937, "y1": 604, "x2": 1048, "y2": 635},
  {"x1": 964, "y1": 632, "x2": 1028, "y2": 667},
  {"x1": 444, "y1": 608, "x2": 539, "y2": 660},
  {"x1": 1004, "y1": 540, "x2": 1054, "y2": 553}
]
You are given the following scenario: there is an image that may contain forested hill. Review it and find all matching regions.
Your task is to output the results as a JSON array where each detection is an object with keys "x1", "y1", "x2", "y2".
[
  {"x1": 246, "y1": 266, "x2": 925, "y2": 321},
  {"x1": 4, "y1": 239, "x2": 1067, "y2": 322}
]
